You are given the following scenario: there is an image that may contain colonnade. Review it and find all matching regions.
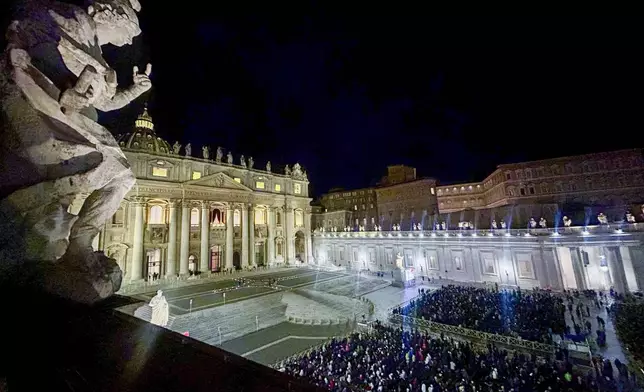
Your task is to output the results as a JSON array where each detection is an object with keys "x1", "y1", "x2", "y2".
[{"x1": 126, "y1": 197, "x2": 311, "y2": 282}]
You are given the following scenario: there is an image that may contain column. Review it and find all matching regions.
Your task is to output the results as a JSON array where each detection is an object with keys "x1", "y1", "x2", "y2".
[
  {"x1": 267, "y1": 207, "x2": 276, "y2": 264},
  {"x1": 241, "y1": 205, "x2": 249, "y2": 268},
  {"x1": 166, "y1": 200, "x2": 178, "y2": 277},
  {"x1": 179, "y1": 202, "x2": 190, "y2": 276},
  {"x1": 606, "y1": 246, "x2": 628, "y2": 293},
  {"x1": 541, "y1": 247, "x2": 563, "y2": 291},
  {"x1": 304, "y1": 209, "x2": 313, "y2": 264},
  {"x1": 225, "y1": 205, "x2": 234, "y2": 270},
  {"x1": 200, "y1": 201, "x2": 210, "y2": 273},
  {"x1": 249, "y1": 205, "x2": 255, "y2": 266},
  {"x1": 130, "y1": 198, "x2": 145, "y2": 281},
  {"x1": 285, "y1": 206, "x2": 295, "y2": 262},
  {"x1": 619, "y1": 246, "x2": 639, "y2": 292},
  {"x1": 569, "y1": 247, "x2": 587, "y2": 290}
]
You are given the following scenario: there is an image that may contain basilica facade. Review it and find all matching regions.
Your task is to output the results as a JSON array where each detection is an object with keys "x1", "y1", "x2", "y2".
[{"x1": 82, "y1": 108, "x2": 313, "y2": 286}]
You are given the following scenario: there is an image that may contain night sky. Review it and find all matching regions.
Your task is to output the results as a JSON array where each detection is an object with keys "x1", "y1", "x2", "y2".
[{"x1": 3, "y1": 4, "x2": 642, "y2": 197}]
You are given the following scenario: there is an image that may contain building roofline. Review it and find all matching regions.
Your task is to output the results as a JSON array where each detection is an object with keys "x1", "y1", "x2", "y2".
[{"x1": 496, "y1": 148, "x2": 642, "y2": 169}]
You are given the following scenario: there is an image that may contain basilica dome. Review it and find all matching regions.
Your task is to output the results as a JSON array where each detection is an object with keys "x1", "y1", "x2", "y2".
[{"x1": 116, "y1": 106, "x2": 172, "y2": 155}]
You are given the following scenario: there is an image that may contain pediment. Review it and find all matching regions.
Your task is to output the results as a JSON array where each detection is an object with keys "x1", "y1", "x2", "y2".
[{"x1": 185, "y1": 172, "x2": 252, "y2": 191}]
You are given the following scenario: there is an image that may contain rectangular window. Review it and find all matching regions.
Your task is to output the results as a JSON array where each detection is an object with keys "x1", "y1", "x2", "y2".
[
  {"x1": 430, "y1": 187, "x2": 435, "y2": 195},
  {"x1": 274, "y1": 183, "x2": 281, "y2": 192},
  {"x1": 255, "y1": 181, "x2": 265, "y2": 189},
  {"x1": 294, "y1": 183, "x2": 302, "y2": 194},
  {"x1": 152, "y1": 167, "x2": 168, "y2": 177},
  {"x1": 192, "y1": 171, "x2": 202, "y2": 180},
  {"x1": 520, "y1": 188, "x2": 526, "y2": 196},
  {"x1": 529, "y1": 187, "x2": 535, "y2": 195},
  {"x1": 234, "y1": 177, "x2": 241, "y2": 183}
]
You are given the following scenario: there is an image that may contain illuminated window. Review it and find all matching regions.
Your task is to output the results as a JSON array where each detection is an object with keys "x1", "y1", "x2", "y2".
[
  {"x1": 190, "y1": 208, "x2": 200, "y2": 226},
  {"x1": 148, "y1": 205, "x2": 164, "y2": 224},
  {"x1": 274, "y1": 183, "x2": 281, "y2": 192},
  {"x1": 152, "y1": 167, "x2": 168, "y2": 177},
  {"x1": 294, "y1": 183, "x2": 301, "y2": 194},
  {"x1": 192, "y1": 171, "x2": 202, "y2": 180},
  {"x1": 354, "y1": 205, "x2": 357, "y2": 211},
  {"x1": 430, "y1": 187, "x2": 435, "y2": 195},
  {"x1": 295, "y1": 210, "x2": 303, "y2": 226},
  {"x1": 234, "y1": 209, "x2": 240, "y2": 226},
  {"x1": 255, "y1": 181, "x2": 265, "y2": 189},
  {"x1": 234, "y1": 177, "x2": 241, "y2": 183},
  {"x1": 254, "y1": 209, "x2": 266, "y2": 225}
]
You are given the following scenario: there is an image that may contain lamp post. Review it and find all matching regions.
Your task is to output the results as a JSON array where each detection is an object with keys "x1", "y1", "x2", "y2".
[
  {"x1": 223, "y1": 292, "x2": 226, "y2": 305},
  {"x1": 256, "y1": 315, "x2": 259, "y2": 332},
  {"x1": 189, "y1": 298, "x2": 193, "y2": 314},
  {"x1": 218, "y1": 326, "x2": 222, "y2": 345}
]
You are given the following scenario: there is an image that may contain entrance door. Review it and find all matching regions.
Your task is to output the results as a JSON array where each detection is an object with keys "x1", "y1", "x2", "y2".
[
  {"x1": 255, "y1": 242, "x2": 265, "y2": 266},
  {"x1": 210, "y1": 245, "x2": 222, "y2": 272},
  {"x1": 146, "y1": 249, "x2": 161, "y2": 281},
  {"x1": 233, "y1": 251, "x2": 241, "y2": 270}
]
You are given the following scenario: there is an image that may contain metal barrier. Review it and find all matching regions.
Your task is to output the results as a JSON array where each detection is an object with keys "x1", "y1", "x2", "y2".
[{"x1": 389, "y1": 314, "x2": 556, "y2": 356}]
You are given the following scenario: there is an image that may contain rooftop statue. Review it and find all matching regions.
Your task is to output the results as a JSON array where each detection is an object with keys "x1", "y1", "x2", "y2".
[
  {"x1": 227, "y1": 151, "x2": 233, "y2": 164},
  {"x1": 185, "y1": 143, "x2": 192, "y2": 157},
  {"x1": 215, "y1": 147, "x2": 223, "y2": 163},
  {"x1": 202, "y1": 145, "x2": 210, "y2": 160},
  {"x1": 266, "y1": 161, "x2": 271, "y2": 172},
  {"x1": 0, "y1": 0, "x2": 150, "y2": 304}
]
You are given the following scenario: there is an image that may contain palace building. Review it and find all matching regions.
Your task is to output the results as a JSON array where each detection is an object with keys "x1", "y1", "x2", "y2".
[{"x1": 81, "y1": 107, "x2": 313, "y2": 286}]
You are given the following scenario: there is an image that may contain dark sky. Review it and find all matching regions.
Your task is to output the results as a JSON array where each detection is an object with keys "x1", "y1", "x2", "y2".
[{"x1": 4, "y1": 4, "x2": 642, "y2": 197}]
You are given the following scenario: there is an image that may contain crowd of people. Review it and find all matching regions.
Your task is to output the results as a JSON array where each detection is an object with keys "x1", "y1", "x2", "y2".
[
  {"x1": 392, "y1": 286, "x2": 566, "y2": 343},
  {"x1": 281, "y1": 322, "x2": 638, "y2": 391}
]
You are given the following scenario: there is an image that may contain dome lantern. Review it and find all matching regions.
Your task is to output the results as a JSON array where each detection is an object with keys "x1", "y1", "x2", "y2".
[{"x1": 116, "y1": 104, "x2": 172, "y2": 155}]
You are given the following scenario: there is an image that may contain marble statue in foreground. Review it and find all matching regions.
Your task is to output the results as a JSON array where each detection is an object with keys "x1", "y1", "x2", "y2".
[
  {"x1": 149, "y1": 290, "x2": 169, "y2": 327},
  {"x1": 0, "y1": 0, "x2": 150, "y2": 303}
]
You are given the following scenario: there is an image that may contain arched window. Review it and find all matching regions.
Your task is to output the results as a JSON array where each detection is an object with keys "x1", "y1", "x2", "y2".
[
  {"x1": 211, "y1": 209, "x2": 223, "y2": 225},
  {"x1": 295, "y1": 210, "x2": 303, "y2": 226},
  {"x1": 190, "y1": 208, "x2": 200, "y2": 226},
  {"x1": 234, "y1": 209, "x2": 241, "y2": 226},
  {"x1": 149, "y1": 205, "x2": 164, "y2": 224}
]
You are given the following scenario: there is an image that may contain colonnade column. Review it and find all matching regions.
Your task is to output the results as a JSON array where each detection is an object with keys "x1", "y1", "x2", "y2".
[
  {"x1": 166, "y1": 200, "x2": 178, "y2": 278},
  {"x1": 249, "y1": 205, "x2": 255, "y2": 266},
  {"x1": 304, "y1": 208, "x2": 313, "y2": 264},
  {"x1": 179, "y1": 201, "x2": 190, "y2": 276},
  {"x1": 225, "y1": 205, "x2": 234, "y2": 270},
  {"x1": 200, "y1": 201, "x2": 210, "y2": 273},
  {"x1": 606, "y1": 246, "x2": 628, "y2": 294},
  {"x1": 267, "y1": 207, "x2": 275, "y2": 265},
  {"x1": 569, "y1": 247, "x2": 587, "y2": 290},
  {"x1": 130, "y1": 197, "x2": 145, "y2": 281},
  {"x1": 285, "y1": 205, "x2": 295, "y2": 263},
  {"x1": 241, "y1": 205, "x2": 249, "y2": 268},
  {"x1": 619, "y1": 246, "x2": 639, "y2": 292}
]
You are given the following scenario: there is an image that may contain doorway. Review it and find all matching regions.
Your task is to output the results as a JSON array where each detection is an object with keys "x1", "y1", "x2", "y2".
[
  {"x1": 233, "y1": 251, "x2": 241, "y2": 270},
  {"x1": 146, "y1": 249, "x2": 161, "y2": 281},
  {"x1": 210, "y1": 245, "x2": 222, "y2": 272}
]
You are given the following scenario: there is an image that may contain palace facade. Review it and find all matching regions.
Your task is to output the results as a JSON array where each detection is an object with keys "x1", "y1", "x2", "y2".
[
  {"x1": 81, "y1": 108, "x2": 313, "y2": 285},
  {"x1": 315, "y1": 150, "x2": 644, "y2": 231}
]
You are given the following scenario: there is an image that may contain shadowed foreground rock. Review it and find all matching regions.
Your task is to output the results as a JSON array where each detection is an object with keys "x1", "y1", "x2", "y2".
[{"x1": 0, "y1": 286, "x2": 322, "y2": 392}]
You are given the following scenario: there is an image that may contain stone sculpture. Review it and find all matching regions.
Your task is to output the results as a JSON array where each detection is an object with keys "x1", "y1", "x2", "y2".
[
  {"x1": 501, "y1": 221, "x2": 507, "y2": 229},
  {"x1": 248, "y1": 157, "x2": 254, "y2": 169},
  {"x1": 185, "y1": 143, "x2": 192, "y2": 157},
  {"x1": 293, "y1": 163, "x2": 302, "y2": 176},
  {"x1": 285, "y1": 164, "x2": 291, "y2": 176},
  {"x1": 173, "y1": 141, "x2": 181, "y2": 155},
  {"x1": 539, "y1": 217, "x2": 547, "y2": 228},
  {"x1": 240, "y1": 155, "x2": 246, "y2": 167},
  {"x1": 0, "y1": 0, "x2": 150, "y2": 303},
  {"x1": 563, "y1": 216, "x2": 572, "y2": 227},
  {"x1": 266, "y1": 161, "x2": 272, "y2": 172},
  {"x1": 395, "y1": 253, "x2": 404, "y2": 269},
  {"x1": 227, "y1": 151, "x2": 233, "y2": 164},
  {"x1": 492, "y1": 220, "x2": 498, "y2": 229},
  {"x1": 440, "y1": 222, "x2": 446, "y2": 230},
  {"x1": 626, "y1": 212, "x2": 636, "y2": 223},
  {"x1": 215, "y1": 147, "x2": 223, "y2": 163},
  {"x1": 202, "y1": 146, "x2": 210, "y2": 160},
  {"x1": 149, "y1": 290, "x2": 169, "y2": 327},
  {"x1": 529, "y1": 218, "x2": 537, "y2": 228},
  {"x1": 598, "y1": 213, "x2": 608, "y2": 225}
]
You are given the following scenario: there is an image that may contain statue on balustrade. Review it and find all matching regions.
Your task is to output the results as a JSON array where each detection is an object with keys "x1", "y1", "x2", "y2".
[
  {"x1": 185, "y1": 143, "x2": 192, "y2": 157},
  {"x1": 215, "y1": 147, "x2": 223, "y2": 163},
  {"x1": 285, "y1": 164, "x2": 291, "y2": 176},
  {"x1": 266, "y1": 161, "x2": 272, "y2": 172},
  {"x1": 173, "y1": 141, "x2": 181, "y2": 155},
  {"x1": 501, "y1": 221, "x2": 507, "y2": 229},
  {"x1": 563, "y1": 216, "x2": 572, "y2": 227},
  {"x1": 626, "y1": 212, "x2": 635, "y2": 223},
  {"x1": 529, "y1": 218, "x2": 537, "y2": 228},
  {"x1": 539, "y1": 217, "x2": 547, "y2": 228},
  {"x1": 395, "y1": 253, "x2": 404, "y2": 269},
  {"x1": 492, "y1": 220, "x2": 498, "y2": 229},
  {"x1": 597, "y1": 213, "x2": 608, "y2": 225},
  {"x1": 0, "y1": 0, "x2": 151, "y2": 304},
  {"x1": 248, "y1": 156, "x2": 254, "y2": 169},
  {"x1": 227, "y1": 151, "x2": 233, "y2": 164},
  {"x1": 440, "y1": 222, "x2": 446, "y2": 230},
  {"x1": 240, "y1": 155, "x2": 246, "y2": 167},
  {"x1": 202, "y1": 146, "x2": 210, "y2": 160}
]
